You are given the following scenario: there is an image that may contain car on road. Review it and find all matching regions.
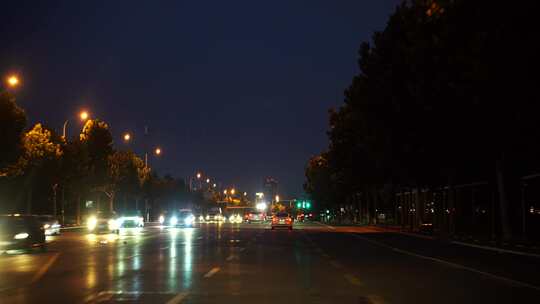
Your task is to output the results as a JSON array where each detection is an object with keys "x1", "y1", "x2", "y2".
[
  {"x1": 228, "y1": 213, "x2": 243, "y2": 223},
  {"x1": 245, "y1": 210, "x2": 265, "y2": 223},
  {"x1": 204, "y1": 208, "x2": 224, "y2": 223},
  {"x1": 0, "y1": 215, "x2": 47, "y2": 252},
  {"x1": 87, "y1": 211, "x2": 120, "y2": 234},
  {"x1": 271, "y1": 212, "x2": 293, "y2": 230},
  {"x1": 169, "y1": 209, "x2": 196, "y2": 227},
  {"x1": 117, "y1": 211, "x2": 144, "y2": 229},
  {"x1": 36, "y1": 215, "x2": 61, "y2": 235}
]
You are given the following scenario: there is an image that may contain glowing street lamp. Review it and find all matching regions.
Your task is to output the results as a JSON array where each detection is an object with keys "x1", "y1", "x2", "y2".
[
  {"x1": 123, "y1": 133, "x2": 131, "y2": 142},
  {"x1": 230, "y1": 188, "x2": 236, "y2": 195},
  {"x1": 275, "y1": 195, "x2": 280, "y2": 202},
  {"x1": 223, "y1": 190, "x2": 228, "y2": 195},
  {"x1": 206, "y1": 178, "x2": 210, "y2": 183},
  {"x1": 243, "y1": 192, "x2": 247, "y2": 196},
  {"x1": 155, "y1": 147, "x2": 162, "y2": 155},
  {"x1": 79, "y1": 111, "x2": 89, "y2": 121},
  {"x1": 196, "y1": 172, "x2": 202, "y2": 179},
  {"x1": 6, "y1": 75, "x2": 19, "y2": 87},
  {"x1": 213, "y1": 183, "x2": 217, "y2": 188},
  {"x1": 63, "y1": 110, "x2": 90, "y2": 139}
]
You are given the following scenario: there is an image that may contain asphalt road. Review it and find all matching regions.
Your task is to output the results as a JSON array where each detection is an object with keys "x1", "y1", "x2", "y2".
[{"x1": 1, "y1": 222, "x2": 539, "y2": 303}]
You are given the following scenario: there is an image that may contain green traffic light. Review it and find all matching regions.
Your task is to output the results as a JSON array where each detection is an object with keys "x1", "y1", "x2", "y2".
[
  {"x1": 296, "y1": 202, "x2": 301, "y2": 208},
  {"x1": 306, "y1": 202, "x2": 311, "y2": 209}
]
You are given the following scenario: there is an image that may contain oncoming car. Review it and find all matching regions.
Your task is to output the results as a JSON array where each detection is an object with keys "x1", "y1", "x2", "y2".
[
  {"x1": 87, "y1": 211, "x2": 120, "y2": 234},
  {"x1": 228, "y1": 213, "x2": 243, "y2": 224},
  {"x1": 203, "y1": 208, "x2": 224, "y2": 223},
  {"x1": 117, "y1": 211, "x2": 144, "y2": 229},
  {"x1": 168, "y1": 209, "x2": 195, "y2": 228},
  {"x1": 37, "y1": 215, "x2": 61, "y2": 236},
  {"x1": 0, "y1": 215, "x2": 47, "y2": 252}
]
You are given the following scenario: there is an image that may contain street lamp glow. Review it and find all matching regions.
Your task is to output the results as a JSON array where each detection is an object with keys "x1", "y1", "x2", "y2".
[
  {"x1": 243, "y1": 192, "x2": 247, "y2": 196},
  {"x1": 155, "y1": 147, "x2": 162, "y2": 155},
  {"x1": 6, "y1": 75, "x2": 19, "y2": 87},
  {"x1": 123, "y1": 133, "x2": 131, "y2": 142},
  {"x1": 79, "y1": 111, "x2": 89, "y2": 121},
  {"x1": 196, "y1": 173, "x2": 201, "y2": 179},
  {"x1": 230, "y1": 188, "x2": 236, "y2": 195},
  {"x1": 256, "y1": 202, "x2": 267, "y2": 211},
  {"x1": 206, "y1": 178, "x2": 210, "y2": 183},
  {"x1": 213, "y1": 183, "x2": 217, "y2": 188},
  {"x1": 223, "y1": 190, "x2": 228, "y2": 195},
  {"x1": 275, "y1": 195, "x2": 280, "y2": 202}
]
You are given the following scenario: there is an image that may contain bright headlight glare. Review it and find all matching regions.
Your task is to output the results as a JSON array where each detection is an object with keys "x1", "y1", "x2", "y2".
[
  {"x1": 43, "y1": 224, "x2": 50, "y2": 229},
  {"x1": 170, "y1": 216, "x2": 178, "y2": 226},
  {"x1": 184, "y1": 217, "x2": 193, "y2": 225},
  {"x1": 159, "y1": 215, "x2": 165, "y2": 224},
  {"x1": 108, "y1": 219, "x2": 118, "y2": 230},
  {"x1": 87, "y1": 216, "x2": 97, "y2": 231},
  {"x1": 206, "y1": 215, "x2": 210, "y2": 220},
  {"x1": 14, "y1": 232, "x2": 29, "y2": 239}
]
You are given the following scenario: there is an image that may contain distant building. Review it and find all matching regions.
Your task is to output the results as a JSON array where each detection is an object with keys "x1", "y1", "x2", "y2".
[{"x1": 263, "y1": 177, "x2": 278, "y2": 203}]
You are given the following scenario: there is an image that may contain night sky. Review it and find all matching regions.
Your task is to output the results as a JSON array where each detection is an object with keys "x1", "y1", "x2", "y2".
[{"x1": 1, "y1": 1, "x2": 400, "y2": 198}]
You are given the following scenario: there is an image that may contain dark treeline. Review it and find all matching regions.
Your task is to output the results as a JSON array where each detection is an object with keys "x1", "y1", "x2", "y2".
[
  {"x1": 0, "y1": 92, "x2": 202, "y2": 224},
  {"x1": 304, "y1": 0, "x2": 540, "y2": 241}
]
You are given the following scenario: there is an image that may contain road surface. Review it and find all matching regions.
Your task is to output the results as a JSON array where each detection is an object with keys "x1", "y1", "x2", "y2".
[{"x1": 1, "y1": 222, "x2": 539, "y2": 303}]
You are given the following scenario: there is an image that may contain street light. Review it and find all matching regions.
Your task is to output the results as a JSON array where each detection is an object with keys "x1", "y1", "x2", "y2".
[
  {"x1": 213, "y1": 183, "x2": 217, "y2": 188},
  {"x1": 196, "y1": 172, "x2": 202, "y2": 179},
  {"x1": 243, "y1": 192, "x2": 247, "y2": 196},
  {"x1": 79, "y1": 111, "x2": 89, "y2": 121},
  {"x1": 230, "y1": 188, "x2": 236, "y2": 195},
  {"x1": 6, "y1": 75, "x2": 19, "y2": 87},
  {"x1": 123, "y1": 133, "x2": 131, "y2": 142},
  {"x1": 275, "y1": 195, "x2": 280, "y2": 202},
  {"x1": 63, "y1": 110, "x2": 90, "y2": 139},
  {"x1": 206, "y1": 178, "x2": 210, "y2": 183},
  {"x1": 223, "y1": 190, "x2": 228, "y2": 195},
  {"x1": 155, "y1": 147, "x2": 162, "y2": 155}
]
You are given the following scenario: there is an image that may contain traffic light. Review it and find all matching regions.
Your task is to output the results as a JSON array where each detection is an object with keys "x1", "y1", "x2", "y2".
[
  {"x1": 306, "y1": 202, "x2": 311, "y2": 209},
  {"x1": 296, "y1": 202, "x2": 301, "y2": 208}
]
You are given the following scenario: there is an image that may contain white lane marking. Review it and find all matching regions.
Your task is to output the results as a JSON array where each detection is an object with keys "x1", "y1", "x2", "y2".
[
  {"x1": 226, "y1": 255, "x2": 236, "y2": 261},
  {"x1": 351, "y1": 234, "x2": 540, "y2": 291},
  {"x1": 203, "y1": 267, "x2": 221, "y2": 278},
  {"x1": 166, "y1": 292, "x2": 189, "y2": 304},
  {"x1": 451, "y1": 241, "x2": 540, "y2": 258},
  {"x1": 160, "y1": 246, "x2": 170, "y2": 250},
  {"x1": 316, "y1": 221, "x2": 336, "y2": 230},
  {"x1": 31, "y1": 252, "x2": 60, "y2": 284},
  {"x1": 344, "y1": 274, "x2": 362, "y2": 286}
]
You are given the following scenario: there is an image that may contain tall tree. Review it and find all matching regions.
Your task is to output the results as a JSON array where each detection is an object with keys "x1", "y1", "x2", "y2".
[{"x1": 0, "y1": 92, "x2": 26, "y2": 172}]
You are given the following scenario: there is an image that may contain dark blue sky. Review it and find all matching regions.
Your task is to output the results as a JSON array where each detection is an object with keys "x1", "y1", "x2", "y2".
[{"x1": 1, "y1": 0, "x2": 400, "y2": 198}]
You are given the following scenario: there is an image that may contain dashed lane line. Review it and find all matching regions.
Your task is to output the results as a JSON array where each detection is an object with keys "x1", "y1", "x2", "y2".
[
  {"x1": 165, "y1": 291, "x2": 189, "y2": 304},
  {"x1": 344, "y1": 274, "x2": 362, "y2": 286},
  {"x1": 203, "y1": 267, "x2": 221, "y2": 278},
  {"x1": 30, "y1": 252, "x2": 60, "y2": 284}
]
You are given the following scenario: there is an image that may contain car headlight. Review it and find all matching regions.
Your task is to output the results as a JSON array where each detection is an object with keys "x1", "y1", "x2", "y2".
[
  {"x1": 199, "y1": 215, "x2": 204, "y2": 222},
  {"x1": 206, "y1": 215, "x2": 210, "y2": 220},
  {"x1": 87, "y1": 216, "x2": 97, "y2": 231},
  {"x1": 184, "y1": 216, "x2": 194, "y2": 225},
  {"x1": 43, "y1": 224, "x2": 51, "y2": 229},
  {"x1": 159, "y1": 215, "x2": 165, "y2": 224},
  {"x1": 108, "y1": 219, "x2": 118, "y2": 230},
  {"x1": 170, "y1": 216, "x2": 178, "y2": 226},
  {"x1": 14, "y1": 232, "x2": 29, "y2": 239}
]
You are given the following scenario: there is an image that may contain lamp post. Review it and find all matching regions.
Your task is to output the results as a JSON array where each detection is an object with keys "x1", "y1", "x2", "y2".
[{"x1": 63, "y1": 110, "x2": 90, "y2": 139}]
